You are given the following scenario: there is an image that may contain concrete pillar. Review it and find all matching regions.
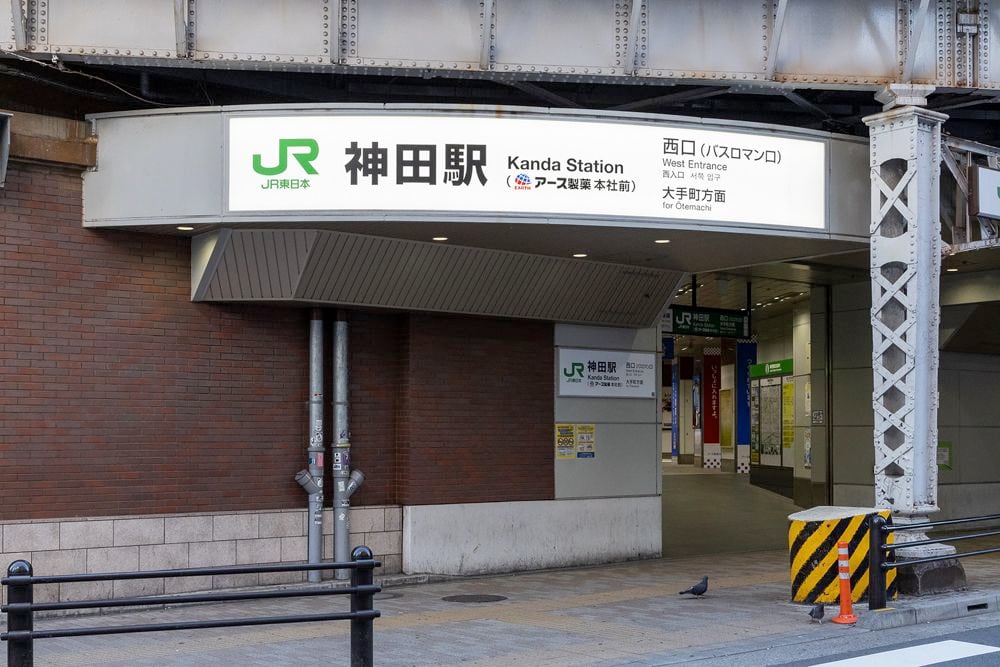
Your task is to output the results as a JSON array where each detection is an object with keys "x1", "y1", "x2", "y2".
[{"x1": 863, "y1": 86, "x2": 953, "y2": 558}]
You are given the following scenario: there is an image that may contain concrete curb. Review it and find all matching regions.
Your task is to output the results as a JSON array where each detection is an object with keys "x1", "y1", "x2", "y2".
[{"x1": 855, "y1": 590, "x2": 1000, "y2": 630}]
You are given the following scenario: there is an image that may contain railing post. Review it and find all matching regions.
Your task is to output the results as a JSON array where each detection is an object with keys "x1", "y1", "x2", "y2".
[
  {"x1": 5, "y1": 559, "x2": 34, "y2": 667},
  {"x1": 868, "y1": 515, "x2": 887, "y2": 611},
  {"x1": 350, "y1": 546, "x2": 375, "y2": 667}
]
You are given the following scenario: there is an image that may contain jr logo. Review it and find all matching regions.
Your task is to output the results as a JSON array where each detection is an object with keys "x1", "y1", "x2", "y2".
[
  {"x1": 563, "y1": 363, "x2": 584, "y2": 378},
  {"x1": 252, "y1": 138, "x2": 320, "y2": 176}
]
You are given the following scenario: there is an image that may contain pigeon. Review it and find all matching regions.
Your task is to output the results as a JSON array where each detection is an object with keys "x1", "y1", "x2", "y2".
[
  {"x1": 679, "y1": 576, "x2": 709, "y2": 597},
  {"x1": 809, "y1": 603, "x2": 825, "y2": 623}
]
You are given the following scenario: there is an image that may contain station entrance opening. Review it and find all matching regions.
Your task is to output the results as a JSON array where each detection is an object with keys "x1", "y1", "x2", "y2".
[{"x1": 659, "y1": 270, "x2": 847, "y2": 558}]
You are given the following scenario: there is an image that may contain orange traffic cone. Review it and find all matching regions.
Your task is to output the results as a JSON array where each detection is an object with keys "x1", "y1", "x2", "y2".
[{"x1": 831, "y1": 540, "x2": 858, "y2": 624}]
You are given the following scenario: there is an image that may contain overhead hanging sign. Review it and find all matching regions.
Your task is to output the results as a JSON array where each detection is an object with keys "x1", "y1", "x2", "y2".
[
  {"x1": 227, "y1": 114, "x2": 826, "y2": 228},
  {"x1": 558, "y1": 348, "x2": 657, "y2": 398},
  {"x1": 663, "y1": 305, "x2": 750, "y2": 338}
]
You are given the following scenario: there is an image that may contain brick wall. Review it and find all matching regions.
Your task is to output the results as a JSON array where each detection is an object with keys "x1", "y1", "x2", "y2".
[
  {"x1": 398, "y1": 315, "x2": 554, "y2": 505},
  {"x1": 1, "y1": 162, "x2": 555, "y2": 521},
  {"x1": 0, "y1": 163, "x2": 309, "y2": 519},
  {"x1": 346, "y1": 311, "x2": 402, "y2": 507}
]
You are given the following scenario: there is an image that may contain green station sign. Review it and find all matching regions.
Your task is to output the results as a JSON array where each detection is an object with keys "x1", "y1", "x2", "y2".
[
  {"x1": 749, "y1": 359, "x2": 793, "y2": 378},
  {"x1": 664, "y1": 305, "x2": 750, "y2": 338}
]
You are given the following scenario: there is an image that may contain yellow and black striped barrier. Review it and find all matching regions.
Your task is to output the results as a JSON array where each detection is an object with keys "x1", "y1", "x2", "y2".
[{"x1": 788, "y1": 507, "x2": 896, "y2": 604}]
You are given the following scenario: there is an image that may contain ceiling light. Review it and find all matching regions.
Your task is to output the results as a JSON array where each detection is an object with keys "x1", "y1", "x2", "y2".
[
  {"x1": 432, "y1": 236, "x2": 449, "y2": 241},
  {"x1": 654, "y1": 239, "x2": 671, "y2": 244},
  {"x1": 946, "y1": 267, "x2": 958, "y2": 272},
  {"x1": 176, "y1": 226, "x2": 194, "y2": 231},
  {"x1": 755, "y1": 302, "x2": 763, "y2": 306},
  {"x1": 573, "y1": 253, "x2": 588, "y2": 258}
]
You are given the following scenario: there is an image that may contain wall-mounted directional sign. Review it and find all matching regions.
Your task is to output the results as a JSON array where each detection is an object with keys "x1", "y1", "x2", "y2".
[
  {"x1": 663, "y1": 305, "x2": 750, "y2": 338},
  {"x1": 972, "y1": 166, "x2": 1000, "y2": 220}
]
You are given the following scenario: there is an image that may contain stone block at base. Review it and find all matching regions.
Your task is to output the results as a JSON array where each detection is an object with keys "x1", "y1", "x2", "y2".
[{"x1": 896, "y1": 558, "x2": 967, "y2": 596}]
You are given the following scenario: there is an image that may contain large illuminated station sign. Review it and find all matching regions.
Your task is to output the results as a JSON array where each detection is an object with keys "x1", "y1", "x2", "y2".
[{"x1": 227, "y1": 114, "x2": 827, "y2": 229}]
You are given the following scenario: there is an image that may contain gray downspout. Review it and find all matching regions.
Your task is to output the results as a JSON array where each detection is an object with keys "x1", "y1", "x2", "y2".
[
  {"x1": 295, "y1": 309, "x2": 325, "y2": 583},
  {"x1": 334, "y1": 309, "x2": 365, "y2": 578}
]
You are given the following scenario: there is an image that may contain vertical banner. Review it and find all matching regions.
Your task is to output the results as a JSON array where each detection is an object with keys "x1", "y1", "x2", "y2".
[
  {"x1": 735, "y1": 341, "x2": 757, "y2": 473},
  {"x1": 782, "y1": 376, "x2": 795, "y2": 466},
  {"x1": 702, "y1": 348, "x2": 721, "y2": 469},
  {"x1": 671, "y1": 355, "x2": 681, "y2": 459}
]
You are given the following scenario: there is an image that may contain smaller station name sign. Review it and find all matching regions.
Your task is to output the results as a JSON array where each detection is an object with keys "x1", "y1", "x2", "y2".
[
  {"x1": 664, "y1": 305, "x2": 749, "y2": 338},
  {"x1": 558, "y1": 348, "x2": 657, "y2": 398}
]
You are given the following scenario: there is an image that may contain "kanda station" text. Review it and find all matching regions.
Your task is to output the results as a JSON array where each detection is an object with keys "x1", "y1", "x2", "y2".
[{"x1": 507, "y1": 156, "x2": 625, "y2": 174}]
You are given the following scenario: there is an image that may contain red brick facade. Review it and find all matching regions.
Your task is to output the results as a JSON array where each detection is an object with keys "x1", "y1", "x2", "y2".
[
  {"x1": 396, "y1": 315, "x2": 554, "y2": 506},
  {"x1": 0, "y1": 162, "x2": 554, "y2": 520}
]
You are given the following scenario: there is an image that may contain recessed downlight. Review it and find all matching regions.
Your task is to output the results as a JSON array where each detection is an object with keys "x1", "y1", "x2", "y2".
[
  {"x1": 176, "y1": 226, "x2": 195, "y2": 231},
  {"x1": 573, "y1": 253, "x2": 588, "y2": 258},
  {"x1": 654, "y1": 239, "x2": 671, "y2": 244}
]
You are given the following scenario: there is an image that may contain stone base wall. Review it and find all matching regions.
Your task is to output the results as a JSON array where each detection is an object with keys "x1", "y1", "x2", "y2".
[{"x1": 0, "y1": 506, "x2": 401, "y2": 605}]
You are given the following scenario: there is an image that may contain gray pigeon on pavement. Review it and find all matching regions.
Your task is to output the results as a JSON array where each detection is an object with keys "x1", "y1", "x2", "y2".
[
  {"x1": 679, "y1": 576, "x2": 708, "y2": 597},
  {"x1": 809, "y1": 603, "x2": 825, "y2": 623}
]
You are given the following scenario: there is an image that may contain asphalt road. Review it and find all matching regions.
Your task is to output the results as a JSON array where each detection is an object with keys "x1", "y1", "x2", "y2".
[{"x1": 686, "y1": 612, "x2": 1000, "y2": 667}]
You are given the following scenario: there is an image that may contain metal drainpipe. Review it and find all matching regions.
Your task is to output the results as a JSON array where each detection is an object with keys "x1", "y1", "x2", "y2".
[
  {"x1": 306, "y1": 309, "x2": 326, "y2": 582},
  {"x1": 334, "y1": 309, "x2": 365, "y2": 579}
]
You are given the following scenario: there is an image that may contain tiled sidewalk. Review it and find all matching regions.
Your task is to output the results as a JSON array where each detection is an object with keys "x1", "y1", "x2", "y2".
[{"x1": 7, "y1": 547, "x2": 1000, "y2": 666}]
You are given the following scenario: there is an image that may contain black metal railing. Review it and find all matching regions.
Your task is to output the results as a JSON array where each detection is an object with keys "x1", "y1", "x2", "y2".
[
  {"x1": 2, "y1": 545, "x2": 381, "y2": 667},
  {"x1": 868, "y1": 513, "x2": 1000, "y2": 610}
]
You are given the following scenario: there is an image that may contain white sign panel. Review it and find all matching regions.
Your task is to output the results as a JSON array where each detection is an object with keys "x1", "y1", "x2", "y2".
[
  {"x1": 227, "y1": 114, "x2": 826, "y2": 228},
  {"x1": 974, "y1": 166, "x2": 1000, "y2": 218},
  {"x1": 558, "y1": 348, "x2": 657, "y2": 398}
]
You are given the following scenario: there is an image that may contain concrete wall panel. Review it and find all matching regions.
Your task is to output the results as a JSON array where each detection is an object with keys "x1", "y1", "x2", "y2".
[
  {"x1": 554, "y1": 324, "x2": 659, "y2": 499},
  {"x1": 403, "y1": 496, "x2": 660, "y2": 575}
]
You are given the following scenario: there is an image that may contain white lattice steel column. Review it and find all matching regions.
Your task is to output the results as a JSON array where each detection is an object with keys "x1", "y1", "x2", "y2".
[{"x1": 864, "y1": 101, "x2": 953, "y2": 558}]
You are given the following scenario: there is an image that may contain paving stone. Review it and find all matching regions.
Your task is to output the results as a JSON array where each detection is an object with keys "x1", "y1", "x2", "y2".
[
  {"x1": 189, "y1": 540, "x2": 236, "y2": 567},
  {"x1": 4, "y1": 522, "x2": 60, "y2": 552},
  {"x1": 164, "y1": 515, "x2": 214, "y2": 543},
  {"x1": 236, "y1": 538, "x2": 281, "y2": 565},
  {"x1": 113, "y1": 518, "x2": 165, "y2": 546},
  {"x1": 61, "y1": 520, "x2": 114, "y2": 549},
  {"x1": 258, "y1": 511, "x2": 305, "y2": 538},
  {"x1": 139, "y1": 543, "x2": 190, "y2": 571},
  {"x1": 213, "y1": 514, "x2": 259, "y2": 541}
]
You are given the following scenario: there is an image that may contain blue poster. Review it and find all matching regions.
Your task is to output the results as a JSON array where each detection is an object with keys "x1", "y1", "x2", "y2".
[{"x1": 736, "y1": 341, "x2": 757, "y2": 445}]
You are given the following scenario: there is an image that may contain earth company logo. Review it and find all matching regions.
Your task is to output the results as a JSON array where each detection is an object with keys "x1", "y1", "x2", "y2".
[
  {"x1": 508, "y1": 173, "x2": 532, "y2": 190},
  {"x1": 252, "y1": 138, "x2": 320, "y2": 176},
  {"x1": 563, "y1": 362, "x2": 584, "y2": 380}
]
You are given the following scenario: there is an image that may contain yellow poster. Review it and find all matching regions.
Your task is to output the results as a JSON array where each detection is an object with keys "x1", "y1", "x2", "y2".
[
  {"x1": 555, "y1": 423, "x2": 576, "y2": 459},
  {"x1": 782, "y1": 378, "x2": 795, "y2": 449},
  {"x1": 555, "y1": 423, "x2": 597, "y2": 459},
  {"x1": 720, "y1": 389, "x2": 733, "y2": 453}
]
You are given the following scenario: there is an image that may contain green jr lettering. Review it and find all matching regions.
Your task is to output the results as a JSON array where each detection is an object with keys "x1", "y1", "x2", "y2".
[
  {"x1": 563, "y1": 363, "x2": 584, "y2": 378},
  {"x1": 253, "y1": 138, "x2": 319, "y2": 176}
]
